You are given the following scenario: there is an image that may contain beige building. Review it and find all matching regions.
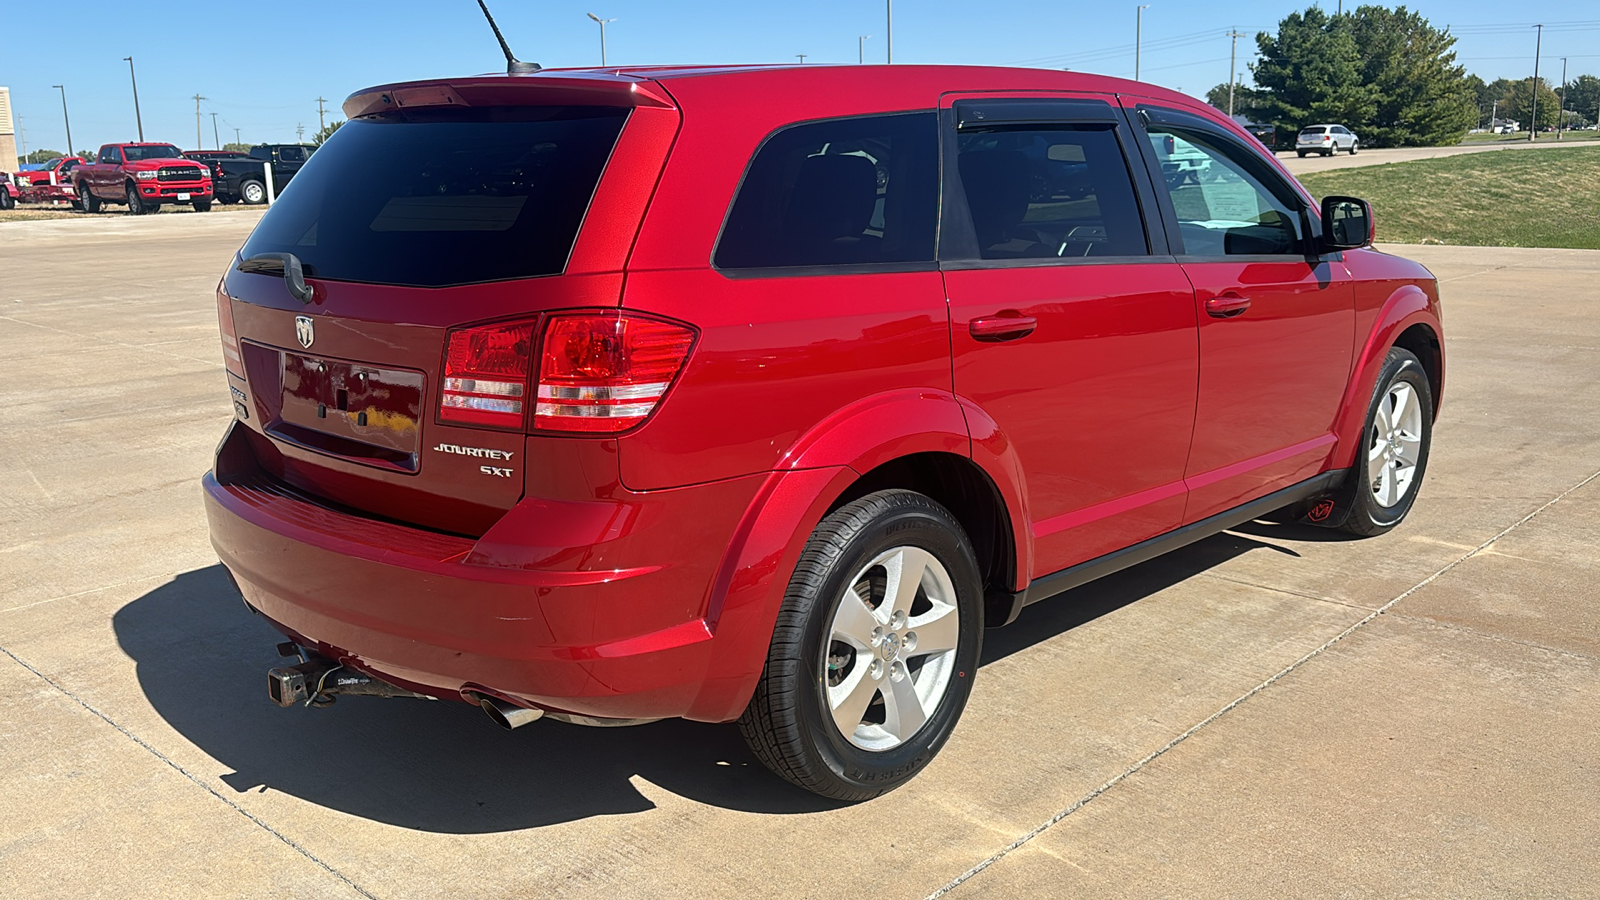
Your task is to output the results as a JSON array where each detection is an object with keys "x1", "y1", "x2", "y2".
[{"x1": 0, "y1": 87, "x2": 18, "y2": 171}]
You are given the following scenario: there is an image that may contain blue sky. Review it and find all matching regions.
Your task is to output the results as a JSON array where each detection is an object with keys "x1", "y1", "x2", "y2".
[{"x1": 4, "y1": 1, "x2": 1598, "y2": 153}]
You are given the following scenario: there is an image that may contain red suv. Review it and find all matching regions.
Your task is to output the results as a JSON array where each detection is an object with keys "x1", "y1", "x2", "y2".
[{"x1": 205, "y1": 65, "x2": 1443, "y2": 800}]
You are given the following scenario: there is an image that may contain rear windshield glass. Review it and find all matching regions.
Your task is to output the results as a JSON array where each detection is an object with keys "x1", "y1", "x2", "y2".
[
  {"x1": 1298, "y1": 128, "x2": 1327, "y2": 137},
  {"x1": 239, "y1": 106, "x2": 629, "y2": 288}
]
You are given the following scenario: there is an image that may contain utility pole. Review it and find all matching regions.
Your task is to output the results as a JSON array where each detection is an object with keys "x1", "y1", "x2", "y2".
[
  {"x1": 124, "y1": 56, "x2": 144, "y2": 141},
  {"x1": 16, "y1": 117, "x2": 26, "y2": 163},
  {"x1": 859, "y1": 35, "x2": 871, "y2": 65},
  {"x1": 211, "y1": 112, "x2": 220, "y2": 150},
  {"x1": 234, "y1": 127, "x2": 241, "y2": 147},
  {"x1": 1558, "y1": 58, "x2": 1567, "y2": 138},
  {"x1": 796, "y1": 53, "x2": 807, "y2": 64},
  {"x1": 193, "y1": 94, "x2": 206, "y2": 150},
  {"x1": 886, "y1": 0, "x2": 893, "y2": 63},
  {"x1": 296, "y1": 123, "x2": 306, "y2": 141},
  {"x1": 585, "y1": 13, "x2": 617, "y2": 66},
  {"x1": 1136, "y1": 5, "x2": 1151, "y2": 82},
  {"x1": 1226, "y1": 30, "x2": 1245, "y2": 117},
  {"x1": 52, "y1": 85, "x2": 75, "y2": 160},
  {"x1": 1489, "y1": 99, "x2": 1498, "y2": 131},
  {"x1": 316, "y1": 97, "x2": 327, "y2": 133},
  {"x1": 1529, "y1": 24, "x2": 1542, "y2": 141}
]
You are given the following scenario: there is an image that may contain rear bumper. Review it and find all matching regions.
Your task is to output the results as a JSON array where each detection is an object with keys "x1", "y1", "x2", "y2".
[{"x1": 204, "y1": 424, "x2": 769, "y2": 721}]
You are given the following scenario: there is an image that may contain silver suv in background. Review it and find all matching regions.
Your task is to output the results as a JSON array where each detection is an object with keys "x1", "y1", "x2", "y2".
[{"x1": 1296, "y1": 124, "x2": 1359, "y2": 157}]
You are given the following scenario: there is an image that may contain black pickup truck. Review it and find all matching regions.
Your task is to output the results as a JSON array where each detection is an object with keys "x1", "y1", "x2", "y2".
[{"x1": 212, "y1": 144, "x2": 315, "y2": 205}]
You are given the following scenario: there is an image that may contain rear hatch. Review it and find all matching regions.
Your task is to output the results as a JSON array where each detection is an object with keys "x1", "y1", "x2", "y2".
[{"x1": 219, "y1": 79, "x2": 678, "y2": 536}]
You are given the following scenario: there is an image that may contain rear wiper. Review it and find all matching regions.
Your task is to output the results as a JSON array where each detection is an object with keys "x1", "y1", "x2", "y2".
[{"x1": 237, "y1": 252, "x2": 315, "y2": 304}]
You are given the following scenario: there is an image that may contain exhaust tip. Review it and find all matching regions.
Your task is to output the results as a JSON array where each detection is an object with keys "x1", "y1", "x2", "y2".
[{"x1": 477, "y1": 695, "x2": 544, "y2": 730}]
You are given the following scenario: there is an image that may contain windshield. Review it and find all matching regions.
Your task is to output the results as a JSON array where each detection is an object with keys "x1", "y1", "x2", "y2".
[
  {"x1": 239, "y1": 106, "x2": 629, "y2": 288},
  {"x1": 123, "y1": 145, "x2": 185, "y2": 161}
]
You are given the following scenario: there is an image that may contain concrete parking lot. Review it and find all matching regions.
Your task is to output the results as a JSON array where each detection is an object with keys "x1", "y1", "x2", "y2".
[{"x1": 2, "y1": 213, "x2": 1597, "y2": 899}]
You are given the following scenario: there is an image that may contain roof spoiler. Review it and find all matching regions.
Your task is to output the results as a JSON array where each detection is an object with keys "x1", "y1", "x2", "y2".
[{"x1": 343, "y1": 76, "x2": 675, "y2": 119}]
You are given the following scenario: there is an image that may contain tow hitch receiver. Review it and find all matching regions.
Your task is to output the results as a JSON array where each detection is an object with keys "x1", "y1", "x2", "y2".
[{"x1": 268, "y1": 645, "x2": 434, "y2": 707}]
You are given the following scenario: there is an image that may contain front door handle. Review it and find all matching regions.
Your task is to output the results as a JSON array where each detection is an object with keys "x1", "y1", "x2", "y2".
[
  {"x1": 1205, "y1": 293, "x2": 1252, "y2": 319},
  {"x1": 970, "y1": 314, "x2": 1038, "y2": 341}
]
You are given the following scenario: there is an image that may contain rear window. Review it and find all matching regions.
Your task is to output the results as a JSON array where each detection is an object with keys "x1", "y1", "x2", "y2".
[
  {"x1": 715, "y1": 112, "x2": 938, "y2": 270},
  {"x1": 239, "y1": 106, "x2": 629, "y2": 288},
  {"x1": 1298, "y1": 127, "x2": 1327, "y2": 137}
]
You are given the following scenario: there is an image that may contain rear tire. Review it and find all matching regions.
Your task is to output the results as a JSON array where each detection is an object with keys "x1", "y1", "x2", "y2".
[
  {"x1": 1297, "y1": 151, "x2": 1308, "y2": 158},
  {"x1": 739, "y1": 490, "x2": 983, "y2": 801},
  {"x1": 0, "y1": 190, "x2": 13, "y2": 210},
  {"x1": 217, "y1": 194, "x2": 237, "y2": 206},
  {"x1": 240, "y1": 179, "x2": 266, "y2": 204},
  {"x1": 1333, "y1": 348, "x2": 1433, "y2": 537},
  {"x1": 192, "y1": 199, "x2": 212, "y2": 212},
  {"x1": 80, "y1": 184, "x2": 101, "y2": 213},
  {"x1": 1323, "y1": 148, "x2": 1334, "y2": 157}
]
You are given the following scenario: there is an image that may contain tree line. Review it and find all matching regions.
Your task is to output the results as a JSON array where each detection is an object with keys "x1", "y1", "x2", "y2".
[{"x1": 1210, "y1": 5, "x2": 1599, "y2": 147}]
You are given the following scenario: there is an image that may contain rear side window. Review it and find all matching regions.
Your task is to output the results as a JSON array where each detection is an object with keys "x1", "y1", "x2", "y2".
[
  {"x1": 955, "y1": 126, "x2": 1148, "y2": 259},
  {"x1": 239, "y1": 106, "x2": 629, "y2": 288},
  {"x1": 279, "y1": 146, "x2": 305, "y2": 162},
  {"x1": 715, "y1": 112, "x2": 938, "y2": 270}
]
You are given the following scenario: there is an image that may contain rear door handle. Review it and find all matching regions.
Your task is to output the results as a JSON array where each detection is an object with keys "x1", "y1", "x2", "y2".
[
  {"x1": 1205, "y1": 294, "x2": 1252, "y2": 318},
  {"x1": 969, "y1": 314, "x2": 1038, "y2": 341}
]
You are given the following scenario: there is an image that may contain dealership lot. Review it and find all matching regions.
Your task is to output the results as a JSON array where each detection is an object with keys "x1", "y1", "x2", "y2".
[{"x1": 1, "y1": 214, "x2": 1597, "y2": 898}]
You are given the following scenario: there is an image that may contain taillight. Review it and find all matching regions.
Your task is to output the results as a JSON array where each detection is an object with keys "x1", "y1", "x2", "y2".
[
  {"x1": 533, "y1": 313, "x2": 696, "y2": 434},
  {"x1": 217, "y1": 284, "x2": 243, "y2": 378},
  {"x1": 440, "y1": 320, "x2": 537, "y2": 429}
]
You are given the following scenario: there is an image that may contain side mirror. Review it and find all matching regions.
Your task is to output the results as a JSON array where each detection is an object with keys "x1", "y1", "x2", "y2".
[{"x1": 1320, "y1": 195, "x2": 1374, "y2": 251}]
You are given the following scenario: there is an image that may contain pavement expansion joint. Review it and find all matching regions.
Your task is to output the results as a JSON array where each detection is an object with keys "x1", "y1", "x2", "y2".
[
  {"x1": 0, "y1": 642, "x2": 380, "y2": 900},
  {"x1": 0, "y1": 314, "x2": 225, "y2": 370},
  {"x1": 926, "y1": 464, "x2": 1600, "y2": 900}
]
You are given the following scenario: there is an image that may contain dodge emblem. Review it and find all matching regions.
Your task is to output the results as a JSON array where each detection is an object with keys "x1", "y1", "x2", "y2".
[{"x1": 295, "y1": 315, "x2": 314, "y2": 349}]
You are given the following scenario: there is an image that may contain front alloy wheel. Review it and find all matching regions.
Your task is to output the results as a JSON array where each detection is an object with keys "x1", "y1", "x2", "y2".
[
  {"x1": 1334, "y1": 347, "x2": 1434, "y2": 536},
  {"x1": 740, "y1": 490, "x2": 982, "y2": 800}
]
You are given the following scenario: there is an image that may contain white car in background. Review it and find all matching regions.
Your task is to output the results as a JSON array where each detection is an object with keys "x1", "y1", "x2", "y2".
[{"x1": 1296, "y1": 124, "x2": 1359, "y2": 157}]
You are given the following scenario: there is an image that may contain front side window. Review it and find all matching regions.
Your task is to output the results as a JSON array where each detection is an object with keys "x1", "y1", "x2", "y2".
[
  {"x1": 1145, "y1": 127, "x2": 1304, "y2": 257},
  {"x1": 99, "y1": 147, "x2": 119, "y2": 164},
  {"x1": 715, "y1": 113, "x2": 938, "y2": 270},
  {"x1": 955, "y1": 125, "x2": 1147, "y2": 259}
]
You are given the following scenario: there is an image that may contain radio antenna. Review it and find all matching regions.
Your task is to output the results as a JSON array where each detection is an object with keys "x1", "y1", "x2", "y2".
[{"x1": 475, "y1": 0, "x2": 541, "y2": 74}]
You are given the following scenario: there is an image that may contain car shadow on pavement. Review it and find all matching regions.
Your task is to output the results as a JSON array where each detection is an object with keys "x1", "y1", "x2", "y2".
[{"x1": 113, "y1": 527, "x2": 1301, "y2": 832}]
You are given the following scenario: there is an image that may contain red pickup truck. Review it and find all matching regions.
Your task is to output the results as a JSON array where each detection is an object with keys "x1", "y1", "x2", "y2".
[
  {"x1": 74, "y1": 143, "x2": 213, "y2": 214},
  {"x1": 11, "y1": 157, "x2": 87, "y2": 205}
]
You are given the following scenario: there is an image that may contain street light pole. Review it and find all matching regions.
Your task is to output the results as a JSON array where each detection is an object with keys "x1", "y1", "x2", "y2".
[
  {"x1": 860, "y1": 35, "x2": 871, "y2": 65},
  {"x1": 886, "y1": 0, "x2": 893, "y2": 64},
  {"x1": 52, "y1": 85, "x2": 74, "y2": 160},
  {"x1": 1136, "y1": 5, "x2": 1151, "y2": 82},
  {"x1": 586, "y1": 13, "x2": 617, "y2": 66},
  {"x1": 1528, "y1": 24, "x2": 1542, "y2": 142},
  {"x1": 124, "y1": 56, "x2": 144, "y2": 142}
]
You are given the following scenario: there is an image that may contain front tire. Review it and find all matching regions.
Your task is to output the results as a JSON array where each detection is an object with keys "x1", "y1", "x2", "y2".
[
  {"x1": 739, "y1": 490, "x2": 983, "y2": 801},
  {"x1": 1349, "y1": 141, "x2": 1359, "y2": 155},
  {"x1": 192, "y1": 199, "x2": 212, "y2": 212},
  {"x1": 1334, "y1": 348, "x2": 1433, "y2": 536},
  {"x1": 125, "y1": 182, "x2": 148, "y2": 215}
]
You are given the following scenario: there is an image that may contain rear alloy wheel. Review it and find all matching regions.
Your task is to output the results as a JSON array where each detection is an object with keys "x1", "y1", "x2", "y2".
[
  {"x1": 125, "y1": 182, "x2": 148, "y2": 215},
  {"x1": 240, "y1": 179, "x2": 266, "y2": 204},
  {"x1": 1335, "y1": 347, "x2": 1433, "y2": 536},
  {"x1": 739, "y1": 490, "x2": 982, "y2": 801}
]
